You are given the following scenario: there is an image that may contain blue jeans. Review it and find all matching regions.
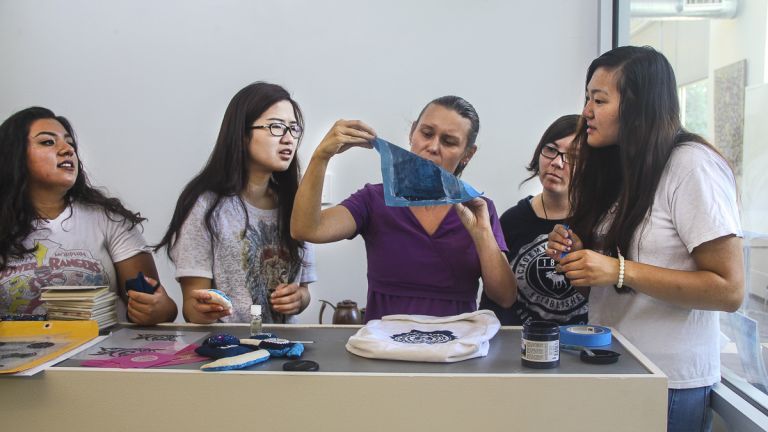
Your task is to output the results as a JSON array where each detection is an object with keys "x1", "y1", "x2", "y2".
[{"x1": 668, "y1": 386, "x2": 712, "y2": 432}]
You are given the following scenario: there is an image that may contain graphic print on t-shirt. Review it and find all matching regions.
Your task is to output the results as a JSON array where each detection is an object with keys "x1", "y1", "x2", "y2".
[
  {"x1": 391, "y1": 329, "x2": 457, "y2": 344},
  {"x1": 512, "y1": 234, "x2": 587, "y2": 324},
  {"x1": 0, "y1": 239, "x2": 109, "y2": 314},
  {"x1": 243, "y1": 219, "x2": 300, "y2": 324}
]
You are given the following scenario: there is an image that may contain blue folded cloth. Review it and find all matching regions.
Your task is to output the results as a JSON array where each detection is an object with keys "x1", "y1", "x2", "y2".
[
  {"x1": 195, "y1": 344, "x2": 254, "y2": 359},
  {"x1": 266, "y1": 343, "x2": 304, "y2": 359},
  {"x1": 372, "y1": 138, "x2": 483, "y2": 207},
  {"x1": 241, "y1": 336, "x2": 304, "y2": 359},
  {"x1": 205, "y1": 333, "x2": 240, "y2": 347},
  {"x1": 197, "y1": 332, "x2": 304, "y2": 366}
]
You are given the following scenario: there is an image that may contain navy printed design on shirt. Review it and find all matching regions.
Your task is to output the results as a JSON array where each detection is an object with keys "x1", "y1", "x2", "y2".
[{"x1": 391, "y1": 329, "x2": 457, "y2": 344}]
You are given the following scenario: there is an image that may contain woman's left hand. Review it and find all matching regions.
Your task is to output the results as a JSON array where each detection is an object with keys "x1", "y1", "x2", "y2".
[
  {"x1": 126, "y1": 275, "x2": 178, "y2": 324},
  {"x1": 270, "y1": 283, "x2": 309, "y2": 315},
  {"x1": 454, "y1": 198, "x2": 491, "y2": 236},
  {"x1": 557, "y1": 249, "x2": 620, "y2": 287}
]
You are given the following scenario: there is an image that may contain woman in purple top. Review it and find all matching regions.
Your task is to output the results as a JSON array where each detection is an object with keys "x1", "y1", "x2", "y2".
[{"x1": 291, "y1": 96, "x2": 515, "y2": 321}]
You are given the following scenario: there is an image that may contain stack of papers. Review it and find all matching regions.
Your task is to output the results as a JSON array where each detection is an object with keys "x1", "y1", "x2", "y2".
[{"x1": 41, "y1": 286, "x2": 117, "y2": 329}]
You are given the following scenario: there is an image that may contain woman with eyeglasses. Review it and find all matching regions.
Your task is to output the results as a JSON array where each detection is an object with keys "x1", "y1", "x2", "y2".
[
  {"x1": 0, "y1": 107, "x2": 177, "y2": 324},
  {"x1": 547, "y1": 46, "x2": 743, "y2": 431},
  {"x1": 156, "y1": 82, "x2": 316, "y2": 324},
  {"x1": 291, "y1": 96, "x2": 515, "y2": 322},
  {"x1": 479, "y1": 115, "x2": 586, "y2": 326}
]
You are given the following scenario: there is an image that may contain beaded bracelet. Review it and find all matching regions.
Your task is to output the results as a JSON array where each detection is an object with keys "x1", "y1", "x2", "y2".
[{"x1": 616, "y1": 251, "x2": 625, "y2": 289}]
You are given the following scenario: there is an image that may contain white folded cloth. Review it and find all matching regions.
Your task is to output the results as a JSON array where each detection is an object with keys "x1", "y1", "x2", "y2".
[{"x1": 345, "y1": 310, "x2": 501, "y2": 362}]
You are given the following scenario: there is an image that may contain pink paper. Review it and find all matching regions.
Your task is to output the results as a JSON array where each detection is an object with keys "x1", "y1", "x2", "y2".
[{"x1": 80, "y1": 344, "x2": 206, "y2": 368}]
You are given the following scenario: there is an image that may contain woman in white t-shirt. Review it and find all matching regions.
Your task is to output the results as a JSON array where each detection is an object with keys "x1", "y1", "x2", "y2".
[
  {"x1": 156, "y1": 82, "x2": 316, "y2": 324},
  {"x1": 0, "y1": 107, "x2": 177, "y2": 324},
  {"x1": 547, "y1": 46, "x2": 744, "y2": 431}
]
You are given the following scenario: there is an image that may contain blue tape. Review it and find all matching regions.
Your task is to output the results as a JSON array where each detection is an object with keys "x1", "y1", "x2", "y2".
[{"x1": 560, "y1": 325, "x2": 612, "y2": 347}]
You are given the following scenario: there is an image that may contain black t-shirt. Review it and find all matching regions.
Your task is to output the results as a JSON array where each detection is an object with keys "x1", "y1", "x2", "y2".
[{"x1": 479, "y1": 196, "x2": 588, "y2": 325}]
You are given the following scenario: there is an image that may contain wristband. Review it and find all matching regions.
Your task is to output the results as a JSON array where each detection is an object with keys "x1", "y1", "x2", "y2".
[{"x1": 616, "y1": 251, "x2": 625, "y2": 289}]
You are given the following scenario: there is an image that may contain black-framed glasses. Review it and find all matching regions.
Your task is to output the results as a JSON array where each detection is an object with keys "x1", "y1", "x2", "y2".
[
  {"x1": 251, "y1": 123, "x2": 303, "y2": 138},
  {"x1": 541, "y1": 144, "x2": 571, "y2": 164}
]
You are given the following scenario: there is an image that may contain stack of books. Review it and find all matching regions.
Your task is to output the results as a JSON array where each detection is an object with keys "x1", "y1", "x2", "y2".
[{"x1": 41, "y1": 286, "x2": 117, "y2": 330}]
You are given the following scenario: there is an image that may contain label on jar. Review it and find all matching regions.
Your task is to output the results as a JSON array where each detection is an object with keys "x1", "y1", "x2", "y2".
[{"x1": 521, "y1": 338, "x2": 559, "y2": 362}]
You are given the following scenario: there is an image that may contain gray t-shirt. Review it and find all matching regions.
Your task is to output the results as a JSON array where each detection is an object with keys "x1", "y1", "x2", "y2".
[
  {"x1": 170, "y1": 193, "x2": 316, "y2": 323},
  {"x1": 589, "y1": 143, "x2": 741, "y2": 389}
]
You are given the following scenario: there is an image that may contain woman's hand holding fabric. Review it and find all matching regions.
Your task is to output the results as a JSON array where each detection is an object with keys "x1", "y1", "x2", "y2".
[
  {"x1": 313, "y1": 119, "x2": 376, "y2": 161},
  {"x1": 545, "y1": 224, "x2": 583, "y2": 261},
  {"x1": 126, "y1": 275, "x2": 178, "y2": 325},
  {"x1": 454, "y1": 198, "x2": 491, "y2": 238},
  {"x1": 555, "y1": 250, "x2": 619, "y2": 287},
  {"x1": 186, "y1": 289, "x2": 232, "y2": 324}
]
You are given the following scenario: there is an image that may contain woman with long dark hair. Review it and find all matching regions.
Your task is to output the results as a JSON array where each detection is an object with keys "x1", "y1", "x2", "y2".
[
  {"x1": 0, "y1": 107, "x2": 177, "y2": 324},
  {"x1": 480, "y1": 114, "x2": 586, "y2": 325},
  {"x1": 547, "y1": 46, "x2": 744, "y2": 431},
  {"x1": 291, "y1": 96, "x2": 515, "y2": 322},
  {"x1": 156, "y1": 82, "x2": 315, "y2": 324}
]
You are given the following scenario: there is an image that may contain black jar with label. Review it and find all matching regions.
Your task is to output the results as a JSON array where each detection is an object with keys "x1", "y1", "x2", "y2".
[{"x1": 521, "y1": 321, "x2": 560, "y2": 369}]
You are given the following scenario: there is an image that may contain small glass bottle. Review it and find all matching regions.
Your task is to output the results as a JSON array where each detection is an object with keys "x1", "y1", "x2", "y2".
[{"x1": 250, "y1": 304, "x2": 263, "y2": 336}]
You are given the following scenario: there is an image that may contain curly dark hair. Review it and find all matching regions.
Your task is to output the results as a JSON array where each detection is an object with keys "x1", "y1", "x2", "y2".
[{"x1": 0, "y1": 106, "x2": 146, "y2": 271}]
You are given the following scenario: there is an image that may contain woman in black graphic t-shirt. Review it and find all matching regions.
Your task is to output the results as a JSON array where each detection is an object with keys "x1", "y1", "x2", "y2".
[{"x1": 479, "y1": 115, "x2": 586, "y2": 325}]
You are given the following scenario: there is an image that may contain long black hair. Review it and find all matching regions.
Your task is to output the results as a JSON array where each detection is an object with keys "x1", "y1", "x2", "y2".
[
  {"x1": 569, "y1": 46, "x2": 724, "y2": 292},
  {"x1": 155, "y1": 82, "x2": 305, "y2": 264},
  {"x1": 521, "y1": 114, "x2": 580, "y2": 186},
  {"x1": 0, "y1": 107, "x2": 145, "y2": 272}
]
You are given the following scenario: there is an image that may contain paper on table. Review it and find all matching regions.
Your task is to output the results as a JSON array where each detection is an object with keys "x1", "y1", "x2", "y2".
[
  {"x1": 372, "y1": 138, "x2": 483, "y2": 207},
  {"x1": 72, "y1": 328, "x2": 209, "y2": 360},
  {"x1": 0, "y1": 320, "x2": 99, "y2": 374},
  {"x1": 9, "y1": 335, "x2": 108, "y2": 376}
]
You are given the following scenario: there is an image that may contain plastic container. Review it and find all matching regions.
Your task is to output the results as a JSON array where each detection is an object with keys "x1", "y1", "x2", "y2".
[
  {"x1": 521, "y1": 321, "x2": 560, "y2": 369},
  {"x1": 249, "y1": 304, "x2": 263, "y2": 336}
]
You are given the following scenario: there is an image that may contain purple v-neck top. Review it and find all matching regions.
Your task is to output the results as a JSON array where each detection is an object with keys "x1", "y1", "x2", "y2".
[{"x1": 340, "y1": 183, "x2": 507, "y2": 322}]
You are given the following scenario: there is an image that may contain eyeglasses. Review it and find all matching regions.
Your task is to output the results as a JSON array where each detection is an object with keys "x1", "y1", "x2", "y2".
[
  {"x1": 541, "y1": 144, "x2": 571, "y2": 164},
  {"x1": 251, "y1": 123, "x2": 303, "y2": 138}
]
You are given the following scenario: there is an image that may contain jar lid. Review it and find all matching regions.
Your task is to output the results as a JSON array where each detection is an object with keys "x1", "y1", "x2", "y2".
[{"x1": 250, "y1": 304, "x2": 261, "y2": 315}]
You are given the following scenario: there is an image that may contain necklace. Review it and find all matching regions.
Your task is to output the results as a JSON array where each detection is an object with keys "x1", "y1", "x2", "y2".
[{"x1": 540, "y1": 194, "x2": 549, "y2": 220}]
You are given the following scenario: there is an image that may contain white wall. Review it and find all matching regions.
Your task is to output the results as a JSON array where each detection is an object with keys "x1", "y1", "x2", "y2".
[{"x1": 0, "y1": 0, "x2": 601, "y2": 323}]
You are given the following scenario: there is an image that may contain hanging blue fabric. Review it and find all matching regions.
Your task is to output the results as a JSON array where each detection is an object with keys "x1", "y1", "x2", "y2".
[{"x1": 371, "y1": 137, "x2": 483, "y2": 207}]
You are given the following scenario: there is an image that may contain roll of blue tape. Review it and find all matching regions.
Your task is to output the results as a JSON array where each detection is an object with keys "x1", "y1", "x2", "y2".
[{"x1": 560, "y1": 325, "x2": 612, "y2": 347}]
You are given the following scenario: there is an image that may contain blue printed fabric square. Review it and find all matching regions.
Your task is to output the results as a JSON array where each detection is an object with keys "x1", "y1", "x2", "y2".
[{"x1": 372, "y1": 138, "x2": 482, "y2": 207}]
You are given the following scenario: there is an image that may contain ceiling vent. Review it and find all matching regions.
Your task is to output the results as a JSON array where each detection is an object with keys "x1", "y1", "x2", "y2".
[{"x1": 631, "y1": 0, "x2": 738, "y2": 19}]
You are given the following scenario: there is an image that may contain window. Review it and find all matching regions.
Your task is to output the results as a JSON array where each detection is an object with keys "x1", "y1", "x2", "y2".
[
  {"x1": 626, "y1": 0, "x2": 768, "y2": 427},
  {"x1": 679, "y1": 79, "x2": 709, "y2": 138}
]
